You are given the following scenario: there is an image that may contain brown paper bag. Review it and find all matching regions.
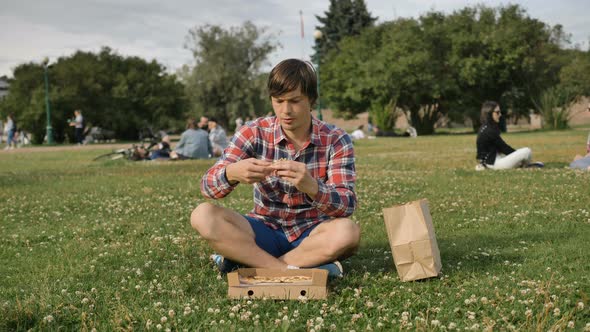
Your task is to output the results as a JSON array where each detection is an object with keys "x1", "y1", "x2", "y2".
[{"x1": 383, "y1": 199, "x2": 442, "y2": 281}]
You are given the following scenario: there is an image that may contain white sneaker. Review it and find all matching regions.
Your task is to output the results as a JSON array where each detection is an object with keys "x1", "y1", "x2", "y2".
[{"x1": 475, "y1": 164, "x2": 486, "y2": 171}]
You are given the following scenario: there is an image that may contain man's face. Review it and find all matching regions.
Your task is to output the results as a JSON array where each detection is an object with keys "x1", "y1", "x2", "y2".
[
  {"x1": 199, "y1": 117, "x2": 208, "y2": 128},
  {"x1": 271, "y1": 89, "x2": 312, "y2": 134}
]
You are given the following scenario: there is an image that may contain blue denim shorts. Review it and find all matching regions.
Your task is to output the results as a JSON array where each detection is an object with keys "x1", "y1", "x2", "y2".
[{"x1": 244, "y1": 215, "x2": 319, "y2": 258}]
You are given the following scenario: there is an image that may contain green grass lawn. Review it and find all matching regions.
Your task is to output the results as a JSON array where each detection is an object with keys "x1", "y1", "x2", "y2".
[{"x1": 1, "y1": 129, "x2": 589, "y2": 331}]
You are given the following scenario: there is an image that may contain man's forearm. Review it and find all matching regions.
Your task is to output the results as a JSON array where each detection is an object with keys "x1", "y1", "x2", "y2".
[{"x1": 224, "y1": 164, "x2": 239, "y2": 185}]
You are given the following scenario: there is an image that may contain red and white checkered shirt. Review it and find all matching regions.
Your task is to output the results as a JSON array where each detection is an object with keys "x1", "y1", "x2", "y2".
[{"x1": 201, "y1": 116, "x2": 357, "y2": 242}]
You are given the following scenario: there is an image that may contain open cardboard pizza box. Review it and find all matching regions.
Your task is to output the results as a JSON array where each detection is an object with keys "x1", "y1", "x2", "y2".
[{"x1": 227, "y1": 268, "x2": 328, "y2": 300}]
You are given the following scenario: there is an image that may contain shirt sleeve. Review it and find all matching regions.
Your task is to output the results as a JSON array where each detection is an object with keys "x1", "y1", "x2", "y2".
[
  {"x1": 310, "y1": 133, "x2": 357, "y2": 217},
  {"x1": 200, "y1": 125, "x2": 255, "y2": 199},
  {"x1": 493, "y1": 132, "x2": 515, "y2": 156}
]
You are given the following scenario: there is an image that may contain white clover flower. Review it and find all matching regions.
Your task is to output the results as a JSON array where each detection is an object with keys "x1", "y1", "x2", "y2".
[
  {"x1": 553, "y1": 308, "x2": 561, "y2": 316},
  {"x1": 168, "y1": 310, "x2": 175, "y2": 318},
  {"x1": 525, "y1": 309, "x2": 532, "y2": 316},
  {"x1": 431, "y1": 320, "x2": 440, "y2": 326},
  {"x1": 156, "y1": 324, "x2": 162, "y2": 330},
  {"x1": 81, "y1": 298, "x2": 89, "y2": 304},
  {"x1": 448, "y1": 322, "x2": 457, "y2": 330},
  {"x1": 578, "y1": 302, "x2": 584, "y2": 310},
  {"x1": 43, "y1": 315, "x2": 54, "y2": 323},
  {"x1": 160, "y1": 316, "x2": 167, "y2": 323},
  {"x1": 567, "y1": 321, "x2": 575, "y2": 329}
]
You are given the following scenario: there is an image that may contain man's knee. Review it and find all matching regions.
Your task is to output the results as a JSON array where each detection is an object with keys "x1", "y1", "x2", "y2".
[
  {"x1": 190, "y1": 202, "x2": 219, "y2": 238},
  {"x1": 329, "y1": 219, "x2": 361, "y2": 255}
]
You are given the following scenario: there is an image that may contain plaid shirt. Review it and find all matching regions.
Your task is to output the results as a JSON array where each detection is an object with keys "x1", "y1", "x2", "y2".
[{"x1": 201, "y1": 116, "x2": 357, "y2": 242}]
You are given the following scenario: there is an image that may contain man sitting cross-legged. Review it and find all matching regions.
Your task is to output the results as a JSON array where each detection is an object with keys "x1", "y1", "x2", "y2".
[{"x1": 190, "y1": 58, "x2": 360, "y2": 277}]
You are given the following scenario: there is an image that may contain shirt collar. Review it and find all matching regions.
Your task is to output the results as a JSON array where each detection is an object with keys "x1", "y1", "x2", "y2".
[{"x1": 272, "y1": 115, "x2": 322, "y2": 146}]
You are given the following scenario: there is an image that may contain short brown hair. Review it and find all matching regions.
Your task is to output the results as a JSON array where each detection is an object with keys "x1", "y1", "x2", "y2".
[
  {"x1": 186, "y1": 118, "x2": 196, "y2": 129},
  {"x1": 267, "y1": 59, "x2": 318, "y2": 106}
]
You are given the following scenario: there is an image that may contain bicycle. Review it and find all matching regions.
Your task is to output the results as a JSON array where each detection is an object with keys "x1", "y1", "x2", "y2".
[
  {"x1": 93, "y1": 132, "x2": 165, "y2": 162},
  {"x1": 93, "y1": 126, "x2": 169, "y2": 162},
  {"x1": 92, "y1": 144, "x2": 149, "y2": 161}
]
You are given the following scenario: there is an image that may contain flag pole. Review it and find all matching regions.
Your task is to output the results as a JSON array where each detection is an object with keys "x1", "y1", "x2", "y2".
[{"x1": 300, "y1": 10, "x2": 305, "y2": 59}]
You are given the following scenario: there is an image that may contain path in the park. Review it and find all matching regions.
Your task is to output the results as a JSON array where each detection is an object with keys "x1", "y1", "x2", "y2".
[{"x1": 1, "y1": 143, "x2": 130, "y2": 154}]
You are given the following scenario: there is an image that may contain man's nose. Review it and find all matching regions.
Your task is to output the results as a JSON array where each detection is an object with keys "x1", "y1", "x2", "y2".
[{"x1": 280, "y1": 102, "x2": 292, "y2": 113}]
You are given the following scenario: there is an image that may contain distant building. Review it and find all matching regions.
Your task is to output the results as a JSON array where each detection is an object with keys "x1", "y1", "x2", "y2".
[{"x1": 0, "y1": 76, "x2": 9, "y2": 99}]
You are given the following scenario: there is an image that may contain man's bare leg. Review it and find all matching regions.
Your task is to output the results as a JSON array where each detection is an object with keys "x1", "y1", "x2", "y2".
[
  {"x1": 190, "y1": 202, "x2": 287, "y2": 269},
  {"x1": 279, "y1": 218, "x2": 360, "y2": 267}
]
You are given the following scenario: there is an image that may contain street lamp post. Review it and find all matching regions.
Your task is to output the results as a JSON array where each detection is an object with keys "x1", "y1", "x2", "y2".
[
  {"x1": 42, "y1": 57, "x2": 54, "y2": 144},
  {"x1": 313, "y1": 30, "x2": 323, "y2": 121}
]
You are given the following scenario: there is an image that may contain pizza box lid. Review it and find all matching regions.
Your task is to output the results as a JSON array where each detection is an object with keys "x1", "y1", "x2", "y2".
[{"x1": 227, "y1": 268, "x2": 328, "y2": 300}]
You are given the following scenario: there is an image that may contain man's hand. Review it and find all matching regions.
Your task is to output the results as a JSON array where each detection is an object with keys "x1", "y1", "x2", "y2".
[
  {"x1": 225, "y1": 158, "x2": 273, "y2": 185},
  {"x1": 269, "y1": 160, "x2": 319, "y2": 199}
]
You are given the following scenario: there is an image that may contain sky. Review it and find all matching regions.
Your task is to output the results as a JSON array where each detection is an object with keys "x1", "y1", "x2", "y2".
[{"x1": 1, "y1": 0, "x2": 588, "y2": 78}]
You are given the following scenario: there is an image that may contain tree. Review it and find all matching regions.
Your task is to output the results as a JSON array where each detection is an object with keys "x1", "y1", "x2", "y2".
[
  {"x1": 181, "y1": 22, "x2": 278, "y2": 131},
  {"x1": 323, "y1": 15, "x2": 457, "y2": 135},
  {"x1": 0, "y1": 47, "x2": 187, "y2": 143},
  {"x1": 313, "y1": 0, "x2": 377, "y2": 62},
  {"x1": 321, "y1": 4, "x2": 570, "y2": 134},
  {"x1": 558, "y1": 51, "x2": 590, "y2": 97},
  {"x1": 445, "y1": 5, "x2": 564, "y2": 130}
]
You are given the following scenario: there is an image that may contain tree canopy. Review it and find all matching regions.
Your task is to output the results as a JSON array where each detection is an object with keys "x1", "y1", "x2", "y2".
[
  {"x1": 321, "y1": 4, "x2": 575, "y2": 134},
  {"x1": 0, "y1": 47, "x2": 186, "y2": 143},
  {"x1": 180, "y1": 21, "x2": 278, "y2": 131}
]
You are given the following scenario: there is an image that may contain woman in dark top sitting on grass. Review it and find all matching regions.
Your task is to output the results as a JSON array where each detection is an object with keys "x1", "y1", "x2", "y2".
[{"x1": 475, "y1": 101, "x2": 543, "y2": 170}]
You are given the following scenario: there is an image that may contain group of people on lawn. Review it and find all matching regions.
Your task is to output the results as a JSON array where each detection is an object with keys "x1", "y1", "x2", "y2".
[
  {"x1": 188, "y1": 58, "x2": 590, "y2": 278},
  {"x1": 135, "y1": 116, "x2": 229, "y2": 161}
]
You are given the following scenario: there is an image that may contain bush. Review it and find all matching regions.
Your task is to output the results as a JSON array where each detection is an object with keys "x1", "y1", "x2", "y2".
[{"x1": 534, "y1": 86, "x2": 576, "y2": 129}]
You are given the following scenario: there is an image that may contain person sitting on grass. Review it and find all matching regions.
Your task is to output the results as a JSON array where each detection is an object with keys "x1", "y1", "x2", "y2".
[
  {"x1": 570, "y1": 153, "x2": 590, "y2": 170},
  {"x1": 475, "y1": 101, "x2": 543, "y2": 170},
  {"x1": 569, "y1": 130, "x2": 590, "y2": 171},
  {"x1": 190, "y1": 58, "x2": 360, "y2": 278},
  {"x1": 350, "y1": 125, "x2": 366, "y2": 140},
  {"x1": 170, "y1": 118, "x2": 211, "y2": 160},
  {"x1": 207, "y1": 117, "x2": 229, "y2": 157}
]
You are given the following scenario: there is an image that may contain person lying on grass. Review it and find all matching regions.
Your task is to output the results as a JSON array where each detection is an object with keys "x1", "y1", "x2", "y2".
[
  {"x1": 190, "y1": 58, "x2": 360, "y2": 278},
  {"x1": 475, "y1": 101, "x2": 544, "y2": 170}
]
